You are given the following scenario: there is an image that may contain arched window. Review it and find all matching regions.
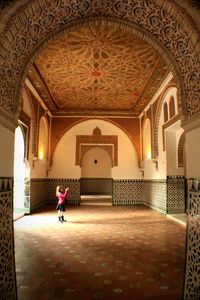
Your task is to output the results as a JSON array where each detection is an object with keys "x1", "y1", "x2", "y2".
[
  {"x1": 163, "y1": 102, "x2": 168, "y2": 123},
  {"x1": 143, "y1": 118, "x2": 151, "y2": 160},
  {"x1": 169, "y1": 96, "x2": 175, "y2": 118},
  {"x1": 38, "y1": 116, "x2": 48, "y2": 160}
]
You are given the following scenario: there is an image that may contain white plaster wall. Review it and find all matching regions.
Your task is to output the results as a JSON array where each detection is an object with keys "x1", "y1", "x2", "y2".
[
  {"x1": 0, "y1": 124, "x2": 14, "y2": 177},
  {"x1": 185, "y1": 126, "x2": 200, "y2": 179},
  {"x1": 81, "y1": 147, "x2": 112, "y2": 178},
  {"x1": 48, "y1": 119, "x2": 140, "y2": 179},
  {"x1": 31, "y1": 159, "x2": 47, "y2": 178},
  {"x1": 166, "y1": 131, "x2": 177, "y2": 175}
]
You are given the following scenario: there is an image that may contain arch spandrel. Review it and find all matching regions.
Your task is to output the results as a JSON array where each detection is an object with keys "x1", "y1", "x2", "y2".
[{"x1": 0, "y1": 0, "x2": 200, "y2": 123}]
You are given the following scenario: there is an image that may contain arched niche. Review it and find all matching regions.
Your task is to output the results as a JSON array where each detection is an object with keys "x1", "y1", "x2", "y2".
[
  {"x1": 81, "y1": 146, "x2": 112, "y2": 178},
  {"x1": 178, "y1": 133, "x2": 185, "y2": 169},
  {"x1": 38, "y1": 116, "x2": 48, "y2": 160},
  {"x1": 142, "y1": 118, "x2": 152, "y2": 160},
  {"x1": 169, "y1": 96, "x2": 176, "y2": 119},
  {"x1": 76, "y1": 126, "x2": 117, "y2": 168},
  {"x1": 163, "y1": 102, "x2": 168, "y2": 123}
]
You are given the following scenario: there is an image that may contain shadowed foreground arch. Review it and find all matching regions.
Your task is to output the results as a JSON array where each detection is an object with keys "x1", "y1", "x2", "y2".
[
  {"x1": 0, "y1": 0, "x2": 200, "y2": 126},
  {"x1": 0, "y1": 1, "x2": 200, "y2": 299}
]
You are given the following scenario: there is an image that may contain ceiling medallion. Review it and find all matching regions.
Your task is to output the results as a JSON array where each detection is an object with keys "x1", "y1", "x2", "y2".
[{"x1": 91, "y1": 70, "x2": 101, "y2": 77}]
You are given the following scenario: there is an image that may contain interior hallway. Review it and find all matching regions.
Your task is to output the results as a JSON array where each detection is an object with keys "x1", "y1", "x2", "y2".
[{"x1": 14, "y1": 205, "x2": 186, "y2": 300}]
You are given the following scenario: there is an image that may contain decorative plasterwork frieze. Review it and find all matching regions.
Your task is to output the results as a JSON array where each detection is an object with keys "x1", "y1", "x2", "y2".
[
  {"x1": 0, "y1": 177, "x2": 17, "y2": 300},
  {"x1": 26, "y1": 63, "x2": 58, "y2": 113},
  {"x1": 0, "y1": 111, "x2": 17, "y2": 132}
]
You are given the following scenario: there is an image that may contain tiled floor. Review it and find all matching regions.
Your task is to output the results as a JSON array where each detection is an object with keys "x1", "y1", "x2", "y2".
[{"x1": 14, "y1": 205, "x2": 186, "y2": 300}]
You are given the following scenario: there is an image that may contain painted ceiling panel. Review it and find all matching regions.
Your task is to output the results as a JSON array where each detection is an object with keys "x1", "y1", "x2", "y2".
[{"x1": 27, "y1": 21, "x2": 169, "y2": 116}]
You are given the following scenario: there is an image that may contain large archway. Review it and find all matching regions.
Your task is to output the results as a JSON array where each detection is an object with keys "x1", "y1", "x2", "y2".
[
  {"x1": 0, "y1": 0, "x2": 200, "y2": 126},
  {"x1": 0, "y1": 1, "x2": 200, "y2": 299}
]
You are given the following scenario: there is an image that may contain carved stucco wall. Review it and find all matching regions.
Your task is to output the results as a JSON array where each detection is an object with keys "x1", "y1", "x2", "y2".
[
  {"x1": 0, "y1": 0, "x2": 200, "y2": 126},
  {"x1": 0, "y1": 178, "x2": 17, "y2": 300},
  {"x1": 184, "y1": 186, "x2": 200, "y2": 300},
  {"x1": 0, "y1": 0, "x2": 14, "y2": 10}
]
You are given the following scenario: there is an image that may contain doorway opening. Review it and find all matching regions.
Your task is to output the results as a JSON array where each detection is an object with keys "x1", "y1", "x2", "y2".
[{"x1": 13, "y1": 124, "x2": 30, "y2": 221}]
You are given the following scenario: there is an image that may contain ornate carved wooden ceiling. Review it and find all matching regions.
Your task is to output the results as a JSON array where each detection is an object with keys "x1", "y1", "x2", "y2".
[{"x1": 27, "y1": 22, "x2": 169, "y2": 116}]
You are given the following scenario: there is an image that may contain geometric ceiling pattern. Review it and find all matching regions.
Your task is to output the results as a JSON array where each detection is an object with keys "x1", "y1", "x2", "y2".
[{"x1": 27, "y1": 22, "x2": 169, "y2": 116}]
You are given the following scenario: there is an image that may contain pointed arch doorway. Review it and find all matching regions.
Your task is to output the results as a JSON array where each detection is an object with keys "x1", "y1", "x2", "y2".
[
  {"x1": 13, "y1": 125, "x2": 30, "y2": 220},
  {"x1": 1, "y1": 1, "x2": 200, "y2": 299}
]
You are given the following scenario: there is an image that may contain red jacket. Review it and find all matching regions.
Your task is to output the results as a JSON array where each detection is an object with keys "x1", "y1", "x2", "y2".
[{"x1": 57, "y1": 190, "x2": 69, "y2": 205}]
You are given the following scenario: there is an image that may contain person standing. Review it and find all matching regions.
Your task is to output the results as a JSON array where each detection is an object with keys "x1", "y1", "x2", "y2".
[{"x1": 56, "y1": 185, "x2": 69, "y2": 223}]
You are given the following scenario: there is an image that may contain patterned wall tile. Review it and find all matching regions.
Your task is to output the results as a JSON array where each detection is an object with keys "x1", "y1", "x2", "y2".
[
  {"x1": 30, "y1": 178, "x2": 47, "y2": 211},
  {"x1": 113, "y1": 180, "x2": 143, "y2": 205},
  {"x1": 167, "y1": 176, "x2": 186, "y2": 214},
  {"x1": 47, "y1": 179, "x2": 80, "y2": 205},
  {"x1": 29, "y1": 178, "x2": 176, "y2": 216},
  {"x1": 80, "y1": 178, "x2": 113, "y2": 196},
  {"x1": 184, "y1": 188, "x2": 200, "y2": 300},
  {"x1": 143, "y1": 180, "x2": 167, "y2": 214},
  {"x1": 0, "y1": 177, "x2": 17, "y2": 300}
]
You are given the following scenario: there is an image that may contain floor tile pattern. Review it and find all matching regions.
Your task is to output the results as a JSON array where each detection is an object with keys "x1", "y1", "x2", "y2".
[{"x1": 14, "y1": 205, "x2": 186, "y2": 300}]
